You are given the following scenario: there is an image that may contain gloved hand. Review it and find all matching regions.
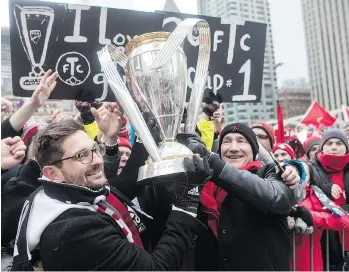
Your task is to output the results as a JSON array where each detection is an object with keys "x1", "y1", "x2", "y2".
[
  {"x1": 152, "y1": 156, "x2": 212, "y2": 214},
  {"x1": 207, "y1": 153, "x2": 226, "y2": 182},
  {"x1": 202, "y1": 91, "x2": 222, "y2": 117},
  {"x1": 74, "y1": 87, "x2": 101, "y2": 125},
  {"x1": 295, "y1": 218, "x2": 313, "y2": 235},
  {"x1": 176, "y1": 132, "x2": 210, "y2": 158},
  {"x1": 289, "y1": 206, "x2": 313, "y2": 226}
]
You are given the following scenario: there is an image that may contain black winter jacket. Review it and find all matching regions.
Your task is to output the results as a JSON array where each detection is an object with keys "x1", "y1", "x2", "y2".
[
  {"x1": 1, "y1": 151, "x2": 120, "y2": 247},
  {"x1": 35, "y1": 181, "x2": 205, "y2": 270},
  {"x1": 195, "y1": 163, "x2": 295, "y2": 271},
  {"x1": 1, "y1": 117, "x2": 21, "y2": 140}
]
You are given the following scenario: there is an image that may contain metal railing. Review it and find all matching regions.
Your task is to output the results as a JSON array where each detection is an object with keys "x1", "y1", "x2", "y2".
[{"x1": 290, "y1": 230, "x2": 347, "y2": 271}]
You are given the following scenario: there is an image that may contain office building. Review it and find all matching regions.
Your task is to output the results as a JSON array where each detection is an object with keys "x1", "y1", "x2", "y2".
[
  {"x1": 198, "y1": 0, "x2": 277, "y2": 125},
  {"x1": 301, "y1": 0, "x2": 349, "y2": 111},
  {"x1": 278, "y1": 78, "x2": 311, "y2": 119}
]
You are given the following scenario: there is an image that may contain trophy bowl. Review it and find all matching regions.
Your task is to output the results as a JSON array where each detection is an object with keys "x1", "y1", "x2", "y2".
[
  {"x1": 98, "y1": 18, "x2": 210, "y2": 185},
  {"x1": 124, "y1": 32, "x2": 194, "y2": 184}
]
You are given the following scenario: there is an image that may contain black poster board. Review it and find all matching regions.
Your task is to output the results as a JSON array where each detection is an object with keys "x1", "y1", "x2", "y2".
[{"x1": 9, "y1": 0, "x2": 267, "y2": 102}]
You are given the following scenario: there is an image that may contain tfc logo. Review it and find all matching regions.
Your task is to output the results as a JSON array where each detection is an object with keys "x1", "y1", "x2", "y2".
[{"x1": 231, "y1": 125, "x2": 239, "y2": 131}]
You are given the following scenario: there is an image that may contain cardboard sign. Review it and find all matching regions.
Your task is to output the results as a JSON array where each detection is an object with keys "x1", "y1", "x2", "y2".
[{"x1": 9, "y1": 0, "x2": 267, "y2": 102}]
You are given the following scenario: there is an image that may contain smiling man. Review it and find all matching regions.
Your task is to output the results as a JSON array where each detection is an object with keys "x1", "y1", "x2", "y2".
[
  {"x1": 195, "y1": 123, "x2": 298, "y2": 271},
  {"x1": 11, "y1": 119, "x2": 209, "y2": 271}
]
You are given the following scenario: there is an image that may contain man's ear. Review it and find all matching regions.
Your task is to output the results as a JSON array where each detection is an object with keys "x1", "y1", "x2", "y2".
[{"x1": 42, "y1": 165, "x2": 64, "y2": 182}]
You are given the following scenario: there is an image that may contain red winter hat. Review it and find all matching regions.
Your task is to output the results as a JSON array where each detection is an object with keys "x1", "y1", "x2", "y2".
[
  {"x1": 303, "y1": 136, "x2": 321, "y2": 156},
  {"x1": 117, "y1": 137, "x2": 132, "y2": 150},
  {"x1": 251, "y1": 121, "x2": 275, "y2": 147},
  {"x1": 272, "y1": 143, "x2": 295, "y2": 159},
  {"x1": 118, "y1": 116, "x2": 129, "y2": 139},
  {"x1": 21, "y1": 117, "x2": 47, "y2": 145}
]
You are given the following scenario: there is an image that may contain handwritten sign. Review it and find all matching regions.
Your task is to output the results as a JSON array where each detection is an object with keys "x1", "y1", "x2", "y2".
[{"x1": 9, "y1": 0, "x2": 267, "y2": 102}]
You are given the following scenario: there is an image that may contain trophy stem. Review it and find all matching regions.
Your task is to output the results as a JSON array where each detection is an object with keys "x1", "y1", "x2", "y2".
[{"x1": 98, "y1": 46, "x2": 162, "y2": 163}]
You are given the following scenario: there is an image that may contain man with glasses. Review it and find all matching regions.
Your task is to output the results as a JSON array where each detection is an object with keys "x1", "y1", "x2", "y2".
[{"x1": 11, "y1": 119, "x2": 209, "y2": 271}]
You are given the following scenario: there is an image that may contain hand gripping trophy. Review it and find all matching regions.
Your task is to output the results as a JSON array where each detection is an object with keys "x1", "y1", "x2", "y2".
[{"x1": 98, "y1": 18, "x2": 211, "y2": 184}]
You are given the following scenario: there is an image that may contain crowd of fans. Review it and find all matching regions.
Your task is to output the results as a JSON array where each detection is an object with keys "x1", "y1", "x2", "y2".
[{"x1": 1, "y1": 69, "x2": 349, "y2": 271}]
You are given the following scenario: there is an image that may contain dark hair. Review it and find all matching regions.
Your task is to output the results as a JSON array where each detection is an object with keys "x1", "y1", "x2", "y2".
[{"x1": 32, "y1": 119, "x2": 84, "y2": 168}]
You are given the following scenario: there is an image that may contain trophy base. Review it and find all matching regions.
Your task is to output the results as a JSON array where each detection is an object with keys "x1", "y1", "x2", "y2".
[{"x1": 137, "y1": 156, "x2": 192, "y2": 185}]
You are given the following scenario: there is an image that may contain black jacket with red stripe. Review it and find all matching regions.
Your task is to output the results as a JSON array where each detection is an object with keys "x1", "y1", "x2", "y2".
[{"x1": 195, "y1": 163, "x2": 295, "y2": 271}]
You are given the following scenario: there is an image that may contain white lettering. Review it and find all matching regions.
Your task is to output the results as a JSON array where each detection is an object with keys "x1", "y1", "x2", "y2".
[
  {"x1": 66, "y1": 57, "x2": 79, "y2": 75},
  {"x1": 99, "y1": 7, "x2": 111, "y2": 45},
  {"x1": 187, "y1": 66, "x2": 196, "y2": 90},
  {"x1": 94, "y1": 73, "x2": 108, "y2": 101},
  {"x1": 64, "y1": 4, "x2": 90, "y2": 43},
  {"x1": 240, "y1": 34, "x2": 251, "y2": 51},
  {"x1": 221, "y1": 18, "x2": 245, "y2": 64},
  {"x1": 232, "y1": 59, "x2": 256, "y2": 101},
  {"x1": 188, "y1": 67, "x2": 223, "y2": 93},
  {"x1": 162, "y1": 17, "x2": 182, "y2": 28},
  {"x1": 206, "y1": 73, "x2": 212, "y2": 89},
  {"x1": 76, "y1": 64, "x2": 83, "y2": 73},
  {"x1": 213, "y1": 74, "x2": 224, "y2": 94},
  {"x1": 213, "y1": 30, "x2": 224, "y2": 52},
  {"x1": 188, "y1": 27, "x2": 199, "y2": 47},
  {"x1": 113, "y1": 33, "x2": 126, "y2": 46}
]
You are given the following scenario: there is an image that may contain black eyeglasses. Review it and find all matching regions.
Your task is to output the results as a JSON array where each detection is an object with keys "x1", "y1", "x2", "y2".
[{"x1": 49, "y1": 144, "x2": 106, "y2": 165}]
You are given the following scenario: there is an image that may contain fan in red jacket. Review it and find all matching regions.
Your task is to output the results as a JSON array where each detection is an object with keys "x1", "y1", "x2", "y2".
[{"x1": 293, "y1": 186, "x2": 349, "y2": 271}]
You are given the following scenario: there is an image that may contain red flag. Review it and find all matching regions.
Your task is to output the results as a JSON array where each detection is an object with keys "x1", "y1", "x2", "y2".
[
  {"x1": 342, "y1": 105, "x2": 349, "y2": 122},
  {"x1": 276, "y1": 103, "x2": 285, "y2": 144},
  {"x1": 300, "y1": 102, "x2": 336, "y2": 128}
]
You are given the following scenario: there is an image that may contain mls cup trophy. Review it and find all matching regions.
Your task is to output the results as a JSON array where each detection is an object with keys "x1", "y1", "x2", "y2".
[{"x1": 98, "y1": 18, "x2": 210, "y2": 184}]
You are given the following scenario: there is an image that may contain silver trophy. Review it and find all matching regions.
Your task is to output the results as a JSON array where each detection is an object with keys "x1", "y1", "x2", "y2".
[
  {"x1": 14, "y1": 5, "x2": 54, "y2": 90},
  {"x1": 98, "y1": 18, "x2": 210, "y2": 184}
]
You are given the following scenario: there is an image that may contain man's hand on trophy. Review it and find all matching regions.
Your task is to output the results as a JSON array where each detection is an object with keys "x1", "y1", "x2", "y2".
[
  {"x1": 29, "y1": 69, "x2": 58, "y2": 108},
  {"x1": 152, "y1": 156, "x2": 212, "y2": 215},
  {"x1": 176, "y1": 132, "x2": 211, "y2": 158},
  {"x1": 91, "y1": 102, "x2": 124, "y2": 140},
  {"x1": 174, "y1": 156, "x2": 212, "y2": 215}
]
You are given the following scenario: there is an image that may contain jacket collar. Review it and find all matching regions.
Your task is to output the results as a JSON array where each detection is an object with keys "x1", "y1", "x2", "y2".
[{"x1": 40, "y1": 178, "x2": 110, "y2": 205}]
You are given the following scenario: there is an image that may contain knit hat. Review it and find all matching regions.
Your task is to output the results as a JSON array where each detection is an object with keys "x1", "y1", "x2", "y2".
[
  {"x1": 272, "y1": 143, "x2": 296, "y2": 159},
  {"x1": 218, "y1": 123, "x2": 259, "y2": 160},
  {"x1": 117, "y1": 137, "x2": 132, "y2": 150},
  {"x1": 118, "y1": 116, "x2": 129, "y2": 139},
  {"x1": 320, "y1": 128, "x2": 349, "y2": 153},
  {"x1": 21, "y1": 117, "x2": 47, "y2": 145},
  {"x1": 303, "y1": 136, "x2": 321, "y2": 157},
  {"x1": 251, "y1": 121, "x2": 275, "y2": 147}
]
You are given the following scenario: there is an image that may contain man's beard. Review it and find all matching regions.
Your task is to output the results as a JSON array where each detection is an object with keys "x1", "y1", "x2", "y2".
[{"x1": 61, "y1": 166, "x2": 107, "y2": 190}]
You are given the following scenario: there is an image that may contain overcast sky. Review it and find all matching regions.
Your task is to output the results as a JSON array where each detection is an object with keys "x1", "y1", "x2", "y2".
[{"x1": 0, "y1": 0, "x2": 308, "y2": 86}]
